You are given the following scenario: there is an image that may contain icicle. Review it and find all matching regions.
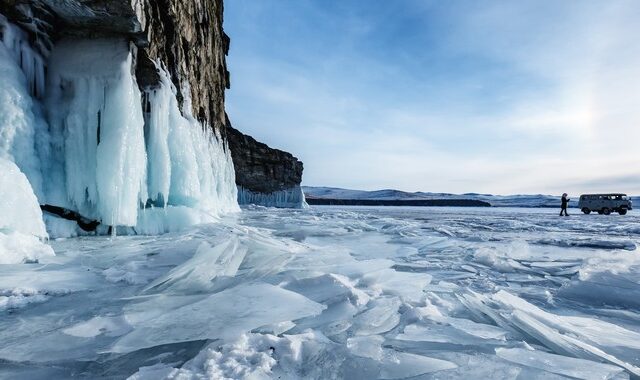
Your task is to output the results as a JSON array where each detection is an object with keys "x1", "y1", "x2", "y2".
[
  {"x1": 46, "y1": 38, "x2": 147, "y2": 227},
  {"x1": 142, "y1": 64, "x2": 239, "y2": 217},
  {"x1": 237, "y1": 186, "x2": 308, "y2": 208},
  {"x1": 0, "y1": 14, "x2": 46, "y2": 99},
  {"x1": 2, "y1": 16, "x2": 239, "y2": 236},
  {"x1": 0, "y1": 18, "x2": 47, "y2": 201}
]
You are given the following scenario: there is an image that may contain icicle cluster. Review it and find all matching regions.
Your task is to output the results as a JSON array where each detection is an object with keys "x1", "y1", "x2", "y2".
[
  {"x1": 45, "y1": 38, "x2": 148, "y2": 227},
  {"x1": 0, "y1": 15, "x2": 46, "y2": 99},
  {"x1": 143, "y1": 66, "x2": 238, "y2": 216},
  {"x1": 237, "y1": 186, "x2": 308, "y2": 209},
  {"x1": 0, "y1": 16, "x2": 239, "y2": 237}
]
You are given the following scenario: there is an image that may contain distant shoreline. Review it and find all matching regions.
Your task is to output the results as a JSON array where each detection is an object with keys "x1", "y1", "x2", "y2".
[
  {"x1": 305, "y1": 198, "x2": 491, "y2": 207},
  {"x1": 304, "y1": 198, "x2": 583, "y2": 208}
]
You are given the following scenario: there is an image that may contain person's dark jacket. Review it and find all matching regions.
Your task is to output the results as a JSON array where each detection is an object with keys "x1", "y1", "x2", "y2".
[{"x1": 561, "y1": 196, "x2": 569, "y2": 208}]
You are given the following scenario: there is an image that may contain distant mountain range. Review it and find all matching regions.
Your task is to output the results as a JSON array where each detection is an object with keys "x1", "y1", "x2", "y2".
[{"x1": 303, "y1": 186, "x2": 639, "y2": 208}]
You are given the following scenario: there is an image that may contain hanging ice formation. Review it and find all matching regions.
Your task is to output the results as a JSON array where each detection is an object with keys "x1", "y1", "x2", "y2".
[
  {"x1": 0, "y1": 16, "x2": 239, "y2": 238},
  {"x1": 237, "y1": 186, "x2": 308, "y2": 209}
]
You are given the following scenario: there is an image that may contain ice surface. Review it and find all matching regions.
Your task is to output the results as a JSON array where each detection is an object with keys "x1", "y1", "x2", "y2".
[
  {"x1": 144, "y1": 238, "x2": 248, "y2": 293},
  {"x1": 63, "y1": 316, "x2": 132, "y2": 338},
  {"x1": 0, "y1": 231, "x2": 54, "y2": 264},
  {"x1": 351, "y1": 297, "x2": 402, "y2": 336},
  {"x1": 460, "y1": 289, "x2": 640, "y2": 375},
  {"x1": 360, "y1": 268, "x2": 431, "y2": 303},
  {"x1": 347, "y1": 335, "x2": 458, "y2": 378},
  {"x1": 283, "y1": 273, "x2": 369, "y2": 306},
  {"x1": 496, "y1": 347, "x2": 625, "y2": 379},
  {"x1": 111, "y1": 283, "x2": 325, "y2": 353},
  {"x1": 1, "y1": 205, "x2": 640, "y2": 378},
  {"x1": 238, "y1": 185, "x2": 308, "y2": 208}
]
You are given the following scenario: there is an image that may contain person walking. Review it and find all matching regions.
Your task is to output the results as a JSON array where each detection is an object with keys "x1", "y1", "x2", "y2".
[{"x1": 560, "y1": 193, "x2": 570, "y2": 216}]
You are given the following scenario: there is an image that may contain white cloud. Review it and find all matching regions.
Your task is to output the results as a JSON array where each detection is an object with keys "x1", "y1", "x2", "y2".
[{"x1": 225, "y1": 0, "x2": 640, "y2": 195}]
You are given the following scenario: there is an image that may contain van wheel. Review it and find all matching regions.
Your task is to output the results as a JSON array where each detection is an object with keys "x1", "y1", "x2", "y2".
[
  {"x1": 619, "y1": 209, "x2": 627, "y2": 215},
  {"x1": 582, "y1": 208, "x2": 591, "y2": 214},
  {"x1": 602, "y1": 208, "x2": 611, "y2": 215}
]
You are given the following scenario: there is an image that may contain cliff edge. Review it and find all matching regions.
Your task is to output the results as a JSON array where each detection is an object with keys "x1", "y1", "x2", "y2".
[{"x1": 227, "y1": 119, "x2": 306, "y2": 208}]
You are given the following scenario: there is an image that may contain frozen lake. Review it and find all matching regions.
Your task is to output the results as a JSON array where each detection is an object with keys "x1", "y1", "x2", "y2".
[{"x1": 1, "y1": 206, "x2": 639, "y2": 379}]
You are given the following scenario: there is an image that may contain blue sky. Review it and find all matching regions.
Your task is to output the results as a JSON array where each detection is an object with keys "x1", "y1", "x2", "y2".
[{"x1": 224, "y1": 0, "x2": 640, "y2": 195}]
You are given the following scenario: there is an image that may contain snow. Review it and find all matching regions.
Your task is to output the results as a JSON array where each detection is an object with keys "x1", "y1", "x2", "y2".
[
  {"x1": 238, "y1": 185, "x2": 308, "y2": 208},
  {"x1": 0, "y1": 206, "x2": 639, "y2": 378},
  {"x1": 0, "y1": 231, "x2": 54, "y2": 264},
  {"x1": 0, "y1": 158, "x2": 47, "y2": 238},
  {"x1": 0, "y1": 158, "x2": 54, "y2": 264}
]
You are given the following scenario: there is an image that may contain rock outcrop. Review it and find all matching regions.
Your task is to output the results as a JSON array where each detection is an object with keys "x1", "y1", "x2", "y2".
[{"x1": 227, "y1": 120, "x2": 306, "y2": 208}]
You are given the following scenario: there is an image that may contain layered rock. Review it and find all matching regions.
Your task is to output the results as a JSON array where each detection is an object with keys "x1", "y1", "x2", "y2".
[
  {"x1": 0, "y1": 0, "x2": 229, "y2": 132},
  {"x1": 227, "y1": 120, "x2": 306, "y2": 208}
]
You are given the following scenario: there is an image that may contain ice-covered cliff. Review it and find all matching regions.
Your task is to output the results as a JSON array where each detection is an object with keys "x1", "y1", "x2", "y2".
[
  {"x1": 0, "y1": 0, "x2": 308, "y2": 249},
  {"x1": 0, "y1": 0, "x2": 239, "y2": 241},
  {"x1": 227, "y1": 120, "x2": 307, "y2": 208}
]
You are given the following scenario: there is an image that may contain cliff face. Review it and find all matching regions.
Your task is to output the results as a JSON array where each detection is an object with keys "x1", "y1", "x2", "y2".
[
  {"x1": 226, "y1": 122, "x2": 303, "y2": 194},
  {"x1": 227, "y1": 120, "x2": 306, "y2": 208},
  {"x1": 0, "y1": 0, "x2": 229, "y2": 131},
  {"x1": 136, "y1": 0, "x2": 229, "y2": 129},
  {"x1": 1, "y1": 0, "x2": 305, "y2": 211}
]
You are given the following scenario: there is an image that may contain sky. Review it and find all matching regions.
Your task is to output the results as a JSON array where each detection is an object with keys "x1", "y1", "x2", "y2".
[{"x1": 224, "y1": 0, "x2": 640, "y2": 195}]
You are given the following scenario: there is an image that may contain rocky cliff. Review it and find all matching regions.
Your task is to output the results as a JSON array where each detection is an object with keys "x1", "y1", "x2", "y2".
[
  {"x1": 1, "y1": 0, "x2": 305, "y2": 213},
  {"x1": 227, "y1": 119, "x2": 306, "y2": 208},
  {"x1": 0, "y1": 0, "x2": 229, "y2": 132}
]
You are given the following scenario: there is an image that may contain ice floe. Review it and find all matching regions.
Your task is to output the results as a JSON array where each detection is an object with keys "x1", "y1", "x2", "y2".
[{"x1": 1, "y1": 206, "x2": 639, "y2": 378}]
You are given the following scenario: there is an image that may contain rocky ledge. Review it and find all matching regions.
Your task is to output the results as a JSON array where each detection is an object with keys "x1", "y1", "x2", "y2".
[{"x1": 227, "y1": 120, "x2": 306, "y2": 208}]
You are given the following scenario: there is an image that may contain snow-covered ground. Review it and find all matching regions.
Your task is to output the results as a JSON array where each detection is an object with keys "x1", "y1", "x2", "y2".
[{"x1": 1, "y1": 206, "x2": 639, "y2": 379}]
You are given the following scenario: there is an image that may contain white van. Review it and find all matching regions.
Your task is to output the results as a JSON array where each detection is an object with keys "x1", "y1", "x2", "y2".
[{"x1": 578, "y1": 194, "x2": 633, "y2": 215}]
